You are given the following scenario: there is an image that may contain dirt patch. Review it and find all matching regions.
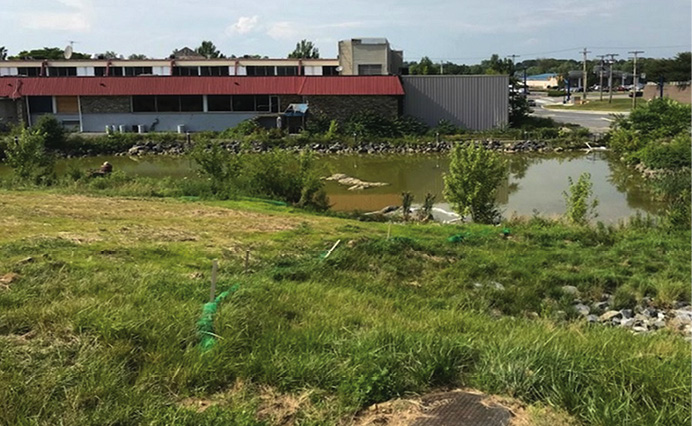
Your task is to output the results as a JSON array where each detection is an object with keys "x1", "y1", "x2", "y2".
[
  {"x1": 0, "y1": 273, "x2": 19, "y2": 290},
  {"x1": 178, "y1": 397, "x2": 218, "y2": 413},
  {"x1": 256, "y1": 386, "x2": 314, "y2": 425},
  {"x1": 352, "y1": 399, "x2": 429, "y2": 426}
]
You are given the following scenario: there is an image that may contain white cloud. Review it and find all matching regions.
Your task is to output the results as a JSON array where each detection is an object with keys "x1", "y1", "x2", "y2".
[
  {"x1": 227, "y1": 16, "x2": 259, "y2": 35},
  {"x1": 266, "y1": 21, "x2": 301, "y2": 40},
  {"x1": 22, "y1": 0, "x2": 93, "y2": 32}
]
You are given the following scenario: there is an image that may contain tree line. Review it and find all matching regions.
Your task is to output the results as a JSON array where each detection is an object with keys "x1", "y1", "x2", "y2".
[
  {"x1": 406, "y1": 52, "x2": 691, "y2": 84},
  {"x1": 0, "y1": 39, "x2": 320, "y2": 61}
]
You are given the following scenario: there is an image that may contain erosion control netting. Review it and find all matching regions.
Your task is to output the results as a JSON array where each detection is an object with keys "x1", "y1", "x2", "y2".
[{"x1": 197, "y1": 284, "x2": 239, "y2": 351}]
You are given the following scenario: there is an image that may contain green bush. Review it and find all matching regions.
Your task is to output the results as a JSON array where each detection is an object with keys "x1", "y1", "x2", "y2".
[
  {"x1": 563, "y1": 173, "x2": 598, "y2": 225},
  {"x1": 219, "y1": 119, "x2": 262, "y2": 138},
  {"x1": 2, "y1": 127, "x2": 55, "y2": 183},
  {"x1": 443, "y1": 143, "x2": 505, "y2": 223},
  {"x1": 345, "y1": 111, "x2": 400, "y2": 138},
  {"x1": 637, "y1": 132, "x2": 691, "y2": 170},
  {"x1": 32, "y1": 115, "x2": 66, "y2": 151},
  {"x1": 189, "y1": 140, "x2": 241, "y2": 197}
]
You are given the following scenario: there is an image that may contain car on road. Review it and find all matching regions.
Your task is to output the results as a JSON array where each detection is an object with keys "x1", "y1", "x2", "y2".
[{"x1": 628, "y1": 91, "x2": 643, "y2": 98}]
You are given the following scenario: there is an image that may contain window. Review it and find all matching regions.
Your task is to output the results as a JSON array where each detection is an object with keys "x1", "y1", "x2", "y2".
[
  {"x1": 322, "y1": 66, "x2": 339, "y2": 76},
  {"x1": 18, "y1": 67, "x2": 41, "y2": 77},
  {"x1": 55, "y1": 96, "x2": 79, "y2": 113},
  {"x1": 157, "y1": 95, "x2": 181, "y2": 112},
  {"x1": 95, "y1": 67, "x2": 124, "y2": 76},
  {"x1": 207, "y1": 95, "x2": 232, "y2": 111},
  {"x1": 246, "y1": 66, "x2": 275, "y2": 76},
  {"x1": 48, "y1": 67, "x2": 77, "y2": 77},
  {"x1": 28, "y1": 96, "x2": 53, "y2": 113},
  {"x1": 180, "y1": 95, "x2": 203, "y2": 112},
  {"x1": 276, "y1": 66, "x2": 298, "y2": 76},
  {"x1": 358, "y1": 64, "x2": 382, "y2": 75},
  {"x1": 200, "y1": 66, "x2": 230, "y2": 76},
  {"x1": 172, "y1": 66, "x2": 199, "y2": 76},
  {"x1": 232, "y1": 95, "x2": 256, "y2": 111},
  {"x1": 124, "y1": 67, "x2": 153, "y2": 76},
  {"x1": 132, "y1": 96, "x2": 156, "y2": 112},
  {"x1": 254, "y1": 95, "x2": 271, "y2": 112},
  {"x1": 132, "y1": 95, "x2": 203, "y2": 112}
]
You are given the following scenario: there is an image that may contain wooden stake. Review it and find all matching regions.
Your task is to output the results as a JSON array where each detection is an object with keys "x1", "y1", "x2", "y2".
[
  {"x1": 244, "y1": 250, "x2": 250, "y2": 274},
  {"x1": 209, "y1": 260, "x2": 218, "y2": 302},
  {"x1": 323, "y1": 240, "x2": 341, "y2": 259}
]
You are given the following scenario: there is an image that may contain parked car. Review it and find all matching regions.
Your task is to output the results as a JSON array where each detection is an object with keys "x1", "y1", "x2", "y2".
[
  {"x1": 628, "y1": 91, "x2": 643, "y2": 98},
  {"x1": 528, "y1": 99, "x2": 536, "y2": 107}
]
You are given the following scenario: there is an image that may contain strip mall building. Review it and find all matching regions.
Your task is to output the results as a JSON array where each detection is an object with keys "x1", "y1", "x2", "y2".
[{"x1": 0, "y1": 39, "x2": 508, "y2": 133}]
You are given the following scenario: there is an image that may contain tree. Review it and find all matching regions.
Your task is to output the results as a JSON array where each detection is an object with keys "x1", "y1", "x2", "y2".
[
  {"x1": 288, "y1": 40, "x2": 319, "y2": 59},
  {"x1": 128, "y1": 54, "x2": 148, "y2": 60},
  {"x1": 196, "y1": 41, "x2": 224, "y2": 59},
  {"x1": 0, "y1": 46, "x2": 7, "y2": 60},
  {"x1": 443, "y1": 143, "x2": 505, "y2": 223},
  {"x1": 103, "y1": 51, "x2": 122, "y2": 59},
  {"x1": 12, "y1": 47, "x2": 90, "y2": 60}
]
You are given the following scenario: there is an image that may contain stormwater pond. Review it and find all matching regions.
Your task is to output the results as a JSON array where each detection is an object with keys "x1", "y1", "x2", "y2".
[{"x1": 7, "y1": 151, "x2": 663, "y2": 223}]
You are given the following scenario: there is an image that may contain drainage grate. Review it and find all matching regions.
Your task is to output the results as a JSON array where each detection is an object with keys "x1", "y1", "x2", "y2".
[{"x1": 411, "y1": 391, "x2": 511, "y2": 426}]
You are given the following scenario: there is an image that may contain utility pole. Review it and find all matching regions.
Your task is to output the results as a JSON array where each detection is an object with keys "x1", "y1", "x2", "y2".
[
  {"x1": 606, "y1": 53, "x2": 619, "y2": 104},
  {"x1": 629, "y1": 50, "x2": 644, "y2": 108},
  {"x1": 506, "y1": 54, "x2": 520, "y2": 92},
  {"x1": 597, "y1": 54, "x2": 606, "y2": 101},
  {"x1": 581, "y1": 48, "x2": 591, "y2": 100}
]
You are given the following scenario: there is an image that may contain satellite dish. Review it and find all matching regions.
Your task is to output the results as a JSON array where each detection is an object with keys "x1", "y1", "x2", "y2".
[
  {"x1": 335, "y1": 66, "x2": 343, "y2": 72},
  {"x1": 64, "y1": 45, "x2": 73, "y2": 60}
]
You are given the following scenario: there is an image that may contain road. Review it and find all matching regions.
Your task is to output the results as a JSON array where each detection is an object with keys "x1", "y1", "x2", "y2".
[{"x1": 529, "y1": 95, "x2": 629, "y2": 133}]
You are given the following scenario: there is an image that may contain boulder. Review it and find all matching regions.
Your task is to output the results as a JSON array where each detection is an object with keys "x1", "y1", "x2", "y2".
[{"x1": 600, "y1": 310, "x2": 622, "y2": 322}]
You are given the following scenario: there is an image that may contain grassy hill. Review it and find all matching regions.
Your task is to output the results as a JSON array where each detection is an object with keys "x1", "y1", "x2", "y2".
[{"x1": 0, "y1": 191, "x2": 689, "y2": 425}]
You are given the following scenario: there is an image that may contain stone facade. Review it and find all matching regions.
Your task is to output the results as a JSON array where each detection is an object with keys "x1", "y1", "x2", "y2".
[
  {"x1": 306, "y1": 95, "x2": 399, "y2": 123},
  {"x1": 80, "y1": 96, "x2": 131, "y2": 114},
  {"x1": 0, "y1": 99, "x2": 19, "y2": 127}
]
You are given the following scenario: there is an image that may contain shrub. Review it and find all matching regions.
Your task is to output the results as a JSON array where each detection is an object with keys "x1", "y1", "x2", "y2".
[
  {"x1": 219, "y1": 119, "x2": 262, "y2": 138},
  {"x1": 394, "y1": 116, "x2": 429, "y2": 136},
  {"x1": 637, "y1": 132, "x2": 691, "y2": 170},
  {"x1": 189, "y1": 140, "x2": 240, "y2": 197},
  {"x1": 563, "y1": 173, "x2": 598, "y2": 225},
  {"x1": 443, "y1": 143, "x2": 505, "y2": 223},
  {"x1": 2, "y1": 127, "x2": 55, "y2": 183},
  {"x1": 345, "y1": 111, "x2": 400, "y2": 138},
  {"x1": 401, "y1": 192, "x2": 413, "y2": 221},
  {"x1": 32, "y1": 115, "x2": 66, "y2": 151}
]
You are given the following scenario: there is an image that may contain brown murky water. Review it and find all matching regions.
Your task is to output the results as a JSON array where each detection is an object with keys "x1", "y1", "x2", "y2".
[{"x1": 2, "y1": 152, "x2": 663, "y2": 222}]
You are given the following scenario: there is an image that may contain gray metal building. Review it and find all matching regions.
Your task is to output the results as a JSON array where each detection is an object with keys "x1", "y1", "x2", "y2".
[{"x1": 401, "y1": 75, "x2": 508, "y2": 130}]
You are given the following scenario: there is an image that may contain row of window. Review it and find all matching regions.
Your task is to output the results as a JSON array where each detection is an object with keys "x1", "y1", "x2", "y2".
[
  {"x1": 27, "y1": 95, "x2": 281, "y2": 114},
  {"x1": 15, "y1": 65, "x2": 340, "y2": 77}
]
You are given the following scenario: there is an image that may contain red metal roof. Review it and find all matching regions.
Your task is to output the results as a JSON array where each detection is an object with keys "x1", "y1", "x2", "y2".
[{"x1": 0, "y1": 76, "x2": 404, "y2": 99}]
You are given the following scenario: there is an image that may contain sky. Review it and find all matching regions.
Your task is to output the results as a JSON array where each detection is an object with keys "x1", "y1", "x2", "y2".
[{"x1": 1, "y1": 0, "x2": 690, "y2": 63}]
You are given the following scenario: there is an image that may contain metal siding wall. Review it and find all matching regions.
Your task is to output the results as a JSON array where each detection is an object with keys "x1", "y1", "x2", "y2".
[{"x1": 401, "y1": 75, "x2": 508, "y2": 130}]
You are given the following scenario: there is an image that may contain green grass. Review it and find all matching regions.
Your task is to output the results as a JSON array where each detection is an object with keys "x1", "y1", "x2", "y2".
[
  {"x1": 0, "y1": 191, "x2": 689, "y2": 425},
  {"x1": 545, "y1": 98, "x2": 633, "y2": 112}
]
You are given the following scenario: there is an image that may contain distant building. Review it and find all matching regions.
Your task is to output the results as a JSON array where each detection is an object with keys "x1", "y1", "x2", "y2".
[
  {"x1": 525, "y1": 73, "x2": 560, "y2": 89},
  {"x1": 338, "y1": 38, "x2": 403, "y2": 75},
  {"x1": 0, "y1": 38, "x2": 508, "y2": 132}
]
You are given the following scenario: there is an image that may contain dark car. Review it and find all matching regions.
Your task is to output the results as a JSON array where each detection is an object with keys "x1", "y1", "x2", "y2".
[{"x1": 628, "y1": 91, "x2": 643, "y2": 98}]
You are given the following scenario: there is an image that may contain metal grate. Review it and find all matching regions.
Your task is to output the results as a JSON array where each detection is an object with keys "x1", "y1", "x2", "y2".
[{"x1": 411, "y1": 391, "x2": 511, "y2": 426}]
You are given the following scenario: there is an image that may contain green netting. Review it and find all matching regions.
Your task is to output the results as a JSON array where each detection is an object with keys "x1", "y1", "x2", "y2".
[{"x1": 197, "y1": 284, "x2": 239, "y2": 351}]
